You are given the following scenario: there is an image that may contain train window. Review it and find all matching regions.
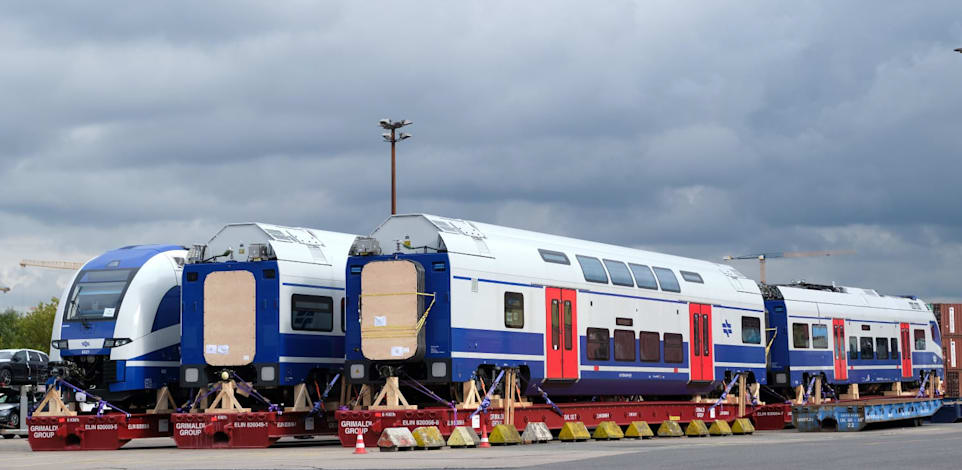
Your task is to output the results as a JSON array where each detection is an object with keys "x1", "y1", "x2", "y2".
[
  {"x1": 811, "y1": 325, "x2": 828, "y2": 349},
  {"x1": 652, "y1": 267, "x2": 681, "y2": 293},
  {"x1": 576, "y1": 256, "x2": 609, "y2": 284},
  {"x1": 742, "y1": 317, "x2": 761, "y2": 344},
  {"x1": 539, "y1": 249, "x2": 571, "y2": 265},
  {"x1": 931, "y1": 322, "x2": 942, "y2": 346},
  {"x1": 680, "y1": 271, "x2": 704, "y2": 283},
  {"x1": 587, "y1": 328, "x2": 610, "y2": 361},
  {"x1": 914, "y1": 329, "x2": 926, "y2": 350},
  {"x1": 628, "y1": 264, "x2": 658, "y2": 290},
  {"x1": 563, "y1": 301, "x2": 574, "y2": 350},
  {"x1": 550, "y1": 300, "x2": 560, "y2": 351},
  {"x1": 504, "y1": 292, "x2": 524, "y2": 329},
  {"x1": 614, "y1": 330, "x2": 635, "y2": 362},
  {"x1": 640, "y1": 331, "x2": 660, "y2": 362},
  {"x1": 664, "y1": 333, "x2": 684, "y2": 363},
  {"x1": 186, "y1": 272, "x2": 199, "y2": 282},
  {"x1": 792, "y1": 323, "x2": 810, "y2": 348},
  {"x1": 875, "y1": 338, "x2": 889, "y2": 360},
  {"x1": 848, "y1": 337, "x2": 858, "y2": 360},
  {"x1": 291, "y1": 294, "x2": 334, "y2": 332},
  {"x1": 603, "y1": 259, "x2": 635, "y2": 287},
  {"x1": 859, "y1": 337, "x2": 874, "y2": 359},
  {"x1": 890, "y1": 338, "x2": 899, "y2": 359}
]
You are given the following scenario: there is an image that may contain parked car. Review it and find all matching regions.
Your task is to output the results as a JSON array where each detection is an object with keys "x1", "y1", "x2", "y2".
[
  {"x1": 0, "y1": 349, "x2": 50, "y2": 386},
  {"x1": 0, "y1": 390, "x2": 40, "y2": 435}
]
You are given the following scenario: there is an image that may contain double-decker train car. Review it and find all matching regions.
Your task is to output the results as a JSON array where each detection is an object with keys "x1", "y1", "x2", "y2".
[
  {"x1": 344, "y1": 214, "x2": 767, "y2": 398},
  {"x1": 49, "y1": 244, "x2": 188, "y2": 405},
  {"x1": 179, "y1": 223, "x2": 358, "y2": 392},
  {"x1": 764, "y1": 282, "x2": 944, "y2": 391}
]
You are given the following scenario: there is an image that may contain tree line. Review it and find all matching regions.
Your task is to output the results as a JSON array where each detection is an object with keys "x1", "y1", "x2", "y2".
[{"x1": 0, "y1": 298, "x2": 59, "y2": 352}]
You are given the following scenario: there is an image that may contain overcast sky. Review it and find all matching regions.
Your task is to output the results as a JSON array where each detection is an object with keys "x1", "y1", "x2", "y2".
[{"x1": 1, "y1": 1, "x2": 962, "y2": 310}]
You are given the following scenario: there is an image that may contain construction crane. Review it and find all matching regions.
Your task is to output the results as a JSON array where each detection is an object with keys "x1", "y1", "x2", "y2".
[
  {"x1": 722, "y1": 250, "x2": 855, "y2": 284},
  {"x1": 19, "y1": 259, "x2": 84, "y2": 270}
]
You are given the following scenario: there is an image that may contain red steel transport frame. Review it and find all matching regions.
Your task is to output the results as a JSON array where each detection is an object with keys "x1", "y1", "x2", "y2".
[
  {"x1": 27, "y1": 413, "x2": 172, "y2": 451},
  {"x1": 336, "y1": 401, "x2": 794, "y2": 447},
  {"x1": 170, "y1": 411, "x2": 338, "y2": 449}
]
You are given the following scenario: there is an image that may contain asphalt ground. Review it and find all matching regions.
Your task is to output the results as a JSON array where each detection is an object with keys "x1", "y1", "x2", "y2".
[{"x1": 1, "y1": 423, "x2": 961, "y2": 470}]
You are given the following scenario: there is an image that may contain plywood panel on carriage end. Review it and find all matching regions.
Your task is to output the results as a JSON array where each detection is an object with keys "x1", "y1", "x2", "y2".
[
  {"x1": 203, "y1": 270, "x2": 256, "y2": 366},
  {"x1": 361, "y1": 260, "x2": 422, "y2": 361}
]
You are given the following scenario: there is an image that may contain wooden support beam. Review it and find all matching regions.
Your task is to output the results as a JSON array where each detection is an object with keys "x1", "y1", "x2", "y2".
[
  {"x1": 457, "y1": 380, "x2": 482, "y2": 409},
  {"x1": 369, "y1": 377, "x2": 416, "y2": 410},
  {"x1": 813, "y1": 376, "x2": 823, "y2": 405},
  {"x1": 284, "y1": 383, "x2": 313, "y2": 412},
  {"x1": 205, "y1": 381, "x2": 251, "y2": 413},
  {"x1": 33, "y1": 386, "x2": 77, "y2": 417},
  {"x1": 840, "y1": 383, "x2": 860, "y2": 400},
  {"x1": 794, "y1": 384, "x2": 805, "y2": 404},
  {"x1": 737, "y1": 374, "x2": 747, "y2": 417},
  {"x1": 148, "y1": 386, "x2": 177, "y2": 414},
  {"x1": 504, "y1": 369, "x2": 516, "y2": 426}
]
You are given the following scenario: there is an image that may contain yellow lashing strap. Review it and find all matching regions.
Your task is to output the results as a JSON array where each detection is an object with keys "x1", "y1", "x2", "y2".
[{"x1": 359, "y1": 292, "x2": 436, "y2": 339}]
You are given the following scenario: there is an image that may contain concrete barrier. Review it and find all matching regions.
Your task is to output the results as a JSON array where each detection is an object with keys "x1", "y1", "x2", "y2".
[
  {"x1": 657, "y1": 420, "x2": 683, "y2": 437},
  {"x1": 559, "y1": 422, "x2": 591, "y2": 441},
  {"x1": 412, "y1": 426, "x2": 445, "y2": 449},
  {"x1": 447, "y1": 426, "x2": 480, "y2": 448},
  {"x1": 685, "y1": 420, "x2": 709, "y2": 437},
  {"x1": 732, "y1": 418, "x2": 755, "y2": 435},
  {"x1": 378, "y1": 427, "x2": 417, "y2": 452},
  {"x1": 625, "y1": 421, "x2": 654, "y2": 439},
  {"x1": 521, "y1": 422, "x2": 552, "y2": 443},
  {"x1": 489, "y1": 424, "x2": 522, "y2": 445},
  {"x1": 592, "y1": 421, "x2": 624, "y2": 440},
  {"x1": 709, "y1": 420, "x2": 733, "y2": 436}
]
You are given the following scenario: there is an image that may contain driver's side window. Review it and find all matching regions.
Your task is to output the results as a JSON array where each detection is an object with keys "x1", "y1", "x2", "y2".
[{"x1": 13, "y1": 351, "x2": 27, "y2": 361}]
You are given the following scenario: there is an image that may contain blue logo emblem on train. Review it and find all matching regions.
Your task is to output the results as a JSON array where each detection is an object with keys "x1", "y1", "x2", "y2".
[{"x1": 722, "y1": 320, "x2": 733, "y2": 337}]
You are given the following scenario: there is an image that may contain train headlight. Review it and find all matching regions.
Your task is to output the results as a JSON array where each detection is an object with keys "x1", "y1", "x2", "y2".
[
  {"x1": 350, "y1": 364, "x2": 365, "y2": 380},
  {"x1": 51, "y1": 340, "x2": 69, "y2": 349},
  {"x1": 185, "y1": 368, "x2": 200, "y2": 383},
  {"x1": 260, "y1": 366, "x2": 275, "y2": 382},
  {"x1": 431, "y1": 361, "x2": 447, "y2": 378},
  {"x1": 104, "y1": 338, "x2": 132, "y2": 348},
  {"x1": 775, "y1": 373, "x2": 787, "y2": 385}
]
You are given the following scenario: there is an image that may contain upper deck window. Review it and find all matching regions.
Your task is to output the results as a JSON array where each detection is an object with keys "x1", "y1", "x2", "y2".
[
  {"x1": 652, "y1": 267, "x2": 681, "y2": 293},
  {"x1": 538, "y1": 249, "x2": 570, "y2": 265},
  {"x1": 603, "y1": 259, "x2": 634, "y2": 287},
  {"x1": 576, "y1": 255, "x2": 609, "y2": 284},
  {"x1": 914, "y1": 329, "x2": 926, "y2": 350},
  {"x1": 628, "y1": 264, "x2": 658, "y2": 290},
  {"x1": 680, "y1": 271, "x2": 704, "y2": 283},
  {"x1": 504, "y1": 292, "x2": 524, "y2": 329},
  {"x1": 742, "y1": 317, "x2": 761, "y2": 344},
  {"x1": 812, "y1": 324, "x2": 828, "y2": 349},
  {"x1": 291, "y1": 294, "x2": 334, "y2": 332},
  {"x1": 792, "y1": 323, "x2": 810, "y2": 348}
]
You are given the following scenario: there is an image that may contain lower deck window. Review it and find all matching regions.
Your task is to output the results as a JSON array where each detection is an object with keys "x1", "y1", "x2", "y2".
[
  {"x1": 792, "y1": 323, "x2": 810, "y2": 348},
  {"x1": 640, "y1": 331, "x2": 660, "y2": 362},
  {"x1": 291, "y1": 294, "x2": 334, "y2": 331},
  {"x1": 742, "y1": 317, "x2": 761, "y2": 344},
  {"x1": 504, "y1": 292, "x2": 524, "y2": 328},
  {"x1": 890, "y1": 338, "x2": 899, "y2": 359},
  {"x1": 860, "y1": 337, "x2": 874, "y2": 359},
  {"x1": 848, "y1": 337, "x2": 858, "y2": 360},
  {"x1": 614, "y1": 330, "x2": 635, "y2": 361},
  {"x1": 587, "y1": 328, "x2": 610, "y2": 361},
  {"x1": 875, "y1": 337, "x2": 889, "y2": 360},
  {"x1": 664, "y1": 333, "x2": 683, "y2": 363},
  {"x1": 812, "y1": 325, "x2": 828, "y2": 349}
]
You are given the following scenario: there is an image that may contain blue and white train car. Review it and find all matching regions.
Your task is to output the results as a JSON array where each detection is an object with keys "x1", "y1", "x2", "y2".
[
  {"x1": 345, "y1": 214, "x2": 767, "y2": 397},
  {"x1": 764, "y1": 283, "x2": 944, "y2": 390},
  {"x1": 179, "y1": 223, "x2": 358, "y2": 389},
  {"x1": 49, "y1": 245, "x2": 187, "y2": 402}
]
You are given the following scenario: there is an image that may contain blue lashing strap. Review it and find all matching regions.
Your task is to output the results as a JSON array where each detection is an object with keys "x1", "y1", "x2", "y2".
[
  {"x1": 708, "y1": 373, "x2": 741, "y2": 414},
  {"x1": 534, "y1": 385, "x2": 564, "y2": 417},
  {"x1": 231, "y1": 371, "x2": 280, "y2": 413},
  {"x1": 470, "y1": 369, "x2": 505, "y2": 419},
  {"x1": 52, "y1": 377, "x2": 130, "y2": 418},
  {"x1": 309, "y1": 373, "x2": 341, "y2": 417},
  {"x1": 916, "y1": 371, "x2": 933, "y2": 398}
]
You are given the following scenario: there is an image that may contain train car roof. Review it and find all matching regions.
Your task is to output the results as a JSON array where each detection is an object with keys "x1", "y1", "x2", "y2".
[
  {"x1": 771, "y1": 283, "x2": 930, "y2": 317},
  {"x1": 83, "y1": 244, "x2": 186, "y2": 270},
  {"x1": 362, "y1": 214, "x2": 761, "y2": 301},
  {"x1": 202, "y1": 222, "x2": 358, "y2": 266}
]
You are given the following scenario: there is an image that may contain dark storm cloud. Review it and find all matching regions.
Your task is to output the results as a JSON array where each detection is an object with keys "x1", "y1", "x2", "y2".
[{"x1": 2, "y1": 1, "x2": 962, "y2": 310}]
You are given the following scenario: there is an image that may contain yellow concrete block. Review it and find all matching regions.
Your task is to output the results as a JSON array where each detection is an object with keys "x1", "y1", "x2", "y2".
[
  {"x1": 625, "y1": 421, "x2": 654, "y2": 439},
  {"x1": 685, "y1": 419, "x2": 709, "y2": 437},
  {"x1": 592, "y1": 421, "x2": 624, "y2": 440},
  {"x1": 412, "y1": 426, "x2": 445, "y2": 449},
  {"x1": 446, "y1": 426, "x2": 479, "y2": 448},
  {"x1": 709, "y1": 419, "x2": 732, "y2": 436},
  {"x1": 489, "y1": 424, "x2": 521, "y2": 445},
  {"x1": 732, "y1": 418, "x2": 754, "y2": 435},
  {"x1": 657, "y1": 420, "x2": 684, "y2": 437},
  {"x1": 559, "y1": 421, "x2": 591, "y2": 441}
]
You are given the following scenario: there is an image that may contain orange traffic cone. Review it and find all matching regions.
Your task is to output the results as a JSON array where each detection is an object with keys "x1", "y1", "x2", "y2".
[
  {"x1": 353, "y1": 432, "x2": 367, "y2": 454},
  {"x1": 479, "y1": 421, "x2": 491, "y2": 448}
]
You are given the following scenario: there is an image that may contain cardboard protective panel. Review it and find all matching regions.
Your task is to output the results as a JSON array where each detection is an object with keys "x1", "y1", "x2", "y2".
[
  {"x1": 203, "y1": 270, "x2": 256, "y2": 366},
  {"x1": 361, "y1": 260, "x2": 424, "y2": 361}
]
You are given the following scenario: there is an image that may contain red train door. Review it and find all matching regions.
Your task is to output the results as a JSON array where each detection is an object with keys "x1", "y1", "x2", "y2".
[
  {"x1": 545, "y1": 288, "x2": 578, "y2": 380},
  {"x1": 900, "y1": 322, "x2": 912, "y2": 378},
  {"x1": 832, "y1": 318, "x2": 848, "y2": 381},
  {"x1": 689, "y1": 303, "x2": 714, "y2": 382}
]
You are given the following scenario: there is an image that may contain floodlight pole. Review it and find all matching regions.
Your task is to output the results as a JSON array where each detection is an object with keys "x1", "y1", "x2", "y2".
[{"x1": 379, "y1": 119, "x2": 412, "y2": 216}]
